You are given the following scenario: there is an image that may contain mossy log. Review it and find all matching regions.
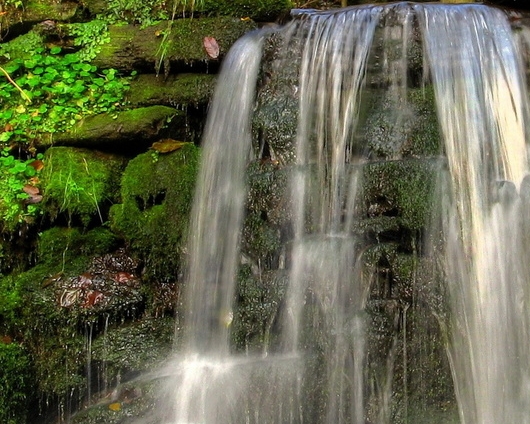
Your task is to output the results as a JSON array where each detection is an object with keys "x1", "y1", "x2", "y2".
[
  {"x1": 92, "y1": 17, "x2": 257, "y2": 73},
  {"x1": 48, "y1": 106, "x2": 180, "y2": 150},
  {"x1": 126, "y1": 73, "x2": 216, "y2": 107},
  {"x1": 0, "y1": 0, "x2": 79, "y2": 39},
  {"x1": 81, "y1": 0, "x2": 293, "y2": 21}
]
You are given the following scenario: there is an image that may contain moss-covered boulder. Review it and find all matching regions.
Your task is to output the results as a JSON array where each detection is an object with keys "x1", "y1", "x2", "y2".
[
  {"x1": 360, "y1": 158, "x2": 440, "y2": 234},
  {"x1": 49, "y1": 107, "x2": 180, "y2": 151},
  {"x1": 41, "y1": 147, "x2": 126, "y2": 225},
  {"x1": 110, "y1": 143, "x2": 200, "y2": 281},
  {"x1": 0, "y1": 225, "x2": 130, "y2": 410},
  {"x1": 126, "y1": 74, "x2": 216, "y2": 108},
  {"x1": 92, "y1": 17, "x2": 257, "y2": 73},
  {"x1": 359, "y1": 86, "x2": 441, "y2": 159}
]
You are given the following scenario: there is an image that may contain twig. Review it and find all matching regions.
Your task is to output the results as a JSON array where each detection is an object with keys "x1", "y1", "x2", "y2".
[{"x1": 0, "y1": 65, "x2": 31, "y2": 103}]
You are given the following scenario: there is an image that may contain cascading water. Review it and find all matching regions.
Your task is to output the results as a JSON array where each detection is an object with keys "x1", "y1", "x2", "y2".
[
  {"x1": 417, "y1": 4, "x2": 530, "y2": 423},
  {"x1": 149, "y1": 2, "x2": 530, "y2": 423}
]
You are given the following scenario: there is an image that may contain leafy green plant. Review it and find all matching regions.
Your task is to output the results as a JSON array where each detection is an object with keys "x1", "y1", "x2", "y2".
[
  {"x1": 65, "y1": 20, "x2": 110, "y2": 61},
  {"x1": 100, "y1": 0, "x2": 170, "y2": 27},
  {"x1": 0, "y1": 46, "x2": 130, "y2": 145},
  {"x1": 0, "y1": 148, "x2": 42, "y2": 230}
]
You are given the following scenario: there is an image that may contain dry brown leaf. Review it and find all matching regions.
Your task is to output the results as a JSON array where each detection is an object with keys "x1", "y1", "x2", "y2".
[
  {"x1": 203, "y1": 36, "x2": 219, "y2": 59},
  {"x1": 23, "y1": 184, "x2": 40, "y2": 196},
  {"x1": 28, "y1": 159, "x2": 44, "y2": 171},
  {"x1": 151, "y1": 139, "x2": 190, "y2": 153}
]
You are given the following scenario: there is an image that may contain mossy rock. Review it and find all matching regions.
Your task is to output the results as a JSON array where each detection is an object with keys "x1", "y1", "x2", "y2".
[
  {"x1": 252, "y1": 32, "x2": 303, "y2": 165},
  {"x1": 0, "y1": 341, "x2": 33, "y2": 424},
  {"x1": 361, "y1": 158, "x2": 440, "y2": 232},
  {"x1": 0, "y1": 29, "x2": 44, "y2": 62},
  {"x1": 126, "y1": 73, "x2": 216, "y2": 108},
  {"x1": 41, "y1": 147, "x2": 126, "y2": 225},
  {"x1": 201, "y1": 0, "x2": 294, "y2": 21},
  {"x1": 50, "y1": 106, "x2": 181, "y2": 151},
  {"x1": 110, "y1": 143, "x2": 200, "y2": 281},
  {"x1": 0, "y1": 1, "x2": 79, "y2": 39},
  {"x1": 360, "y1": 86, "x2": 441, "y2": 160},
  {"x1": 232, "y1": 266, "x2": 287, "y2": 352},
  {"x1": 91, "y1": 317, "x2": 174, "y2": 385},
  {"x1": 38, "y1": 226, "x2": 118, "y2": 265},
  {"x1": 92, "y1": 17, "x2": 256, "y2": 73},
  {"x1": 0, "y1": 264, "x2": 87, "y2": 399}
]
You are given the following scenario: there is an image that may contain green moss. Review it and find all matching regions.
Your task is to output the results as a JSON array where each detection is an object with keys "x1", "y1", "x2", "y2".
[
  {"x1": 51, "y1": 106, "x2": 179, "y2": 148},
  {"x1": 110, "y1": 143, "x2": 200, "y2": 281},
  {"x1": 0, "y1": 342, "x2": 33, "y2": 424},
  {"x1": 92, "y1": 17, "x2": 256, "y2": 72},
  {"x1": 361, "y1": 86, "x2": 441, "y2": 159},
  {"x1": 362, "y1": 158, "x2": 439, "y2": 231},
  {"x1": 160, "y1": 16, "x2": 257, "y2": 61},
  {"x1": 201, "y1": 0, "x2": 293, "y2": 20},
  {"x1": 37, "y1": 227, "x2": 118, "y2": 266},
  {"x1": 23, "y1": 0, "x2": 79, "y2": 21},
  {"x1": 0, "y1": 30, "x2": 43, "y2": 62},
  {"x1": 41, "y1": 147, "x2": 125, "y2": 225},
  {"x1": 126, "y1": 74, "x2": 216, "y2": 107}
]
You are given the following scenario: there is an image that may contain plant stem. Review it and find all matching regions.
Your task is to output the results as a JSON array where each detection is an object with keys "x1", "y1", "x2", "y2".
[{"x1": 0, "y1": 66, "x2": 31, "y2": 103}]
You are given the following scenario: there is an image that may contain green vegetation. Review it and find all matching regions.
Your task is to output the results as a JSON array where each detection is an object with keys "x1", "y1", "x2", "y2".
[
  {"x1": 201, "y1": 0, "x2": 293, "y2": 20},
  {"x1": 65, "y1": 20, "x2": 111, "y2": 61},
  {"x1": 110, "y1": 143, "x2": 199, "y2": 281},
  {"x1": 41, "y1": 147, "x2": 125, "y2": 225},
  {"x1": 362, "y1": 158, "x2": 439, "y2": 231},
  {"x1": 0, "y1": 47, "x2": 129, "y2": 145},
  {"x1": 0, "y1": 29, "x2": 130, "y2": 229},
  {"x1": 0, "y1": 148, "x2": 42, "y2": 230},
  {"x1": 0, "y1": 342, "x2": 32, "y2": 424},
  {"x1": 100, "y1": 0, "x2": 170, "y2": 26}
]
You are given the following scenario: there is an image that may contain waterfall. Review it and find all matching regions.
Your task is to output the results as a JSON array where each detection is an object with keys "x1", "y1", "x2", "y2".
[
  {"x1": 151, "y1": 3, "x2": 530, "y2": 423},
  {"x1": 416, "y1": 4, "x2": 530, "y2": 423}
]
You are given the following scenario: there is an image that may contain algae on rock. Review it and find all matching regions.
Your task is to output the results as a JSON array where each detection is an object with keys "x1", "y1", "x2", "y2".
[{"x1": 110, "y1": 143, "x2": 200, "y2": 282}]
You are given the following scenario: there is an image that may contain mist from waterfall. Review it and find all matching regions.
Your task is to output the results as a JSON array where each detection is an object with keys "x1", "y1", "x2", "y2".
[{"x1": 151, "y1": 3, "x2": 530, "y2": 423}]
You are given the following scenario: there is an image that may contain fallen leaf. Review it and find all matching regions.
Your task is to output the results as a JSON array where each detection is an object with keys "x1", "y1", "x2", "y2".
[
  {"x1": 113, "y1": 271, "x2": 136, "y2": 285},
  {"x1": 28, "y1": 159, "x2": 44, "y2": 171},
  {"x1": 23, "y1": 185, "x2": 42, "y2": 204},
  {"x1": 59, "y1": 289, "x2": 80, "y2": 308},
  {"x1": 26, "y1": 194, "x2": 42, "y2": 204},
  {"x1": 41, "y1": 272, "x2": 64, "y2": 288},
  {"x1": 23, "y1": 184, "x2": 39, "y2": 196},
  {"x1": 108, "y1": 402, "x2": 121, "y2": 412},
  {"x1": 203, "y1": 36, "x2": 219, "y2": 59},
  {"x1": 74, "y1": 273, "x2": 93, "y2": 288},
  {"x1": 81, "y1": 290, "x2": 105, "y2": 308},
  {"x1": 151, "y1": 139, "x2": 190, "y2": 153},
  {"x1": 4, "y1": 123, "x2": 13, "y2": 132}
]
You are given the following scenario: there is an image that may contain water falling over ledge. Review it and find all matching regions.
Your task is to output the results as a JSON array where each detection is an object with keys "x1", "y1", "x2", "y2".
[{"x1": 147, "y1": 3, "x2": 530, "y2": 423}]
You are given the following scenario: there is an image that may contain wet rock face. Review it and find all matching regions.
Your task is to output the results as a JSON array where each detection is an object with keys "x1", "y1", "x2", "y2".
[
  {"x1": 240, "y1": 10, "x2": 456, "y2": 422},
  {"x1": 55, "y1": 249, "x2": 141, "y2": 314}
]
